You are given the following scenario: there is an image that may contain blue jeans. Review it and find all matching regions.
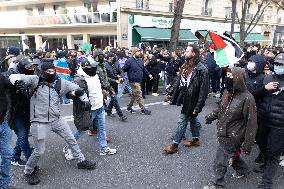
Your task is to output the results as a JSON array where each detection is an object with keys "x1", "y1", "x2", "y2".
[
  {"x1": 0, "y1": 121, "x2": 13, "y2": 188},
  {"x1": 107, "y1": 95, "x2": 123, "y2": 117},
  {"x1": 87, "y1": 107, "x2": 107, "y2": 150},
  {"x1": 62, "y1": 95, "x2": 70, "y2": 104},
  {"x1": 13, "y1": 113, "x2": 32, "y2": 161},
  {"x1": 173, "y1": 114, "x2": 201, "y2": 144},
  {"x1": 117, "y1": 79, "x2": 132, "y2": 98}
]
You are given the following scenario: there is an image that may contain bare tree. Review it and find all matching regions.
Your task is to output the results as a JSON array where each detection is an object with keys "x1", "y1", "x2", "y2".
[
  {"x1": 170, "y1": 0, "x2": 186, "y2": 51},
  {"x1": 232, "y1": 0, "x2": 284, "y2": 47}
]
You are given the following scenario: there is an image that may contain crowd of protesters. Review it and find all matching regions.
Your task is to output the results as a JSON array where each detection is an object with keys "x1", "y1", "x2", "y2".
[{"x1": 1, "y1": 42, "x2": 284, "y2": 189}]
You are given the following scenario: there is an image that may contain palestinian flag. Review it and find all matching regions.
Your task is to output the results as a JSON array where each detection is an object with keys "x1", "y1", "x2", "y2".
[{"x1": 208, "y1": 31, "x2": 244, "y2": 67}]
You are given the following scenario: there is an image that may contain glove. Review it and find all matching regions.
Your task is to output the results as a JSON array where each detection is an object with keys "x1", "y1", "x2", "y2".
[
  {"x1": 75, "y1": 88, "x2": 84, "y2": 97},
  {"x1": 205, "y1": 116, "x2": 212, "y2": 124},
  {"x1": 14, "y1": 80, "x2": 29, "y2": 98}
]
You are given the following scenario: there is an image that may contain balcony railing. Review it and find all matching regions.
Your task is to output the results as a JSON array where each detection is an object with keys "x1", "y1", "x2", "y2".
[
  {"x1": 26, "y1": 11, "x2": 117, "y2": 25},
  {"x1": 202, "y1": 7, "x2": 212, "y2": 16}
]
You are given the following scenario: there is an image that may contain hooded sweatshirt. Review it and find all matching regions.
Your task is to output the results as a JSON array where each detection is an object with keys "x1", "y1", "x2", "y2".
[
  {"x1": 206, "y1": 67, "x2": 258, "y2": 152},
  {"x1": 77, "y1": 67, "x2": 103, "y2": 110}
]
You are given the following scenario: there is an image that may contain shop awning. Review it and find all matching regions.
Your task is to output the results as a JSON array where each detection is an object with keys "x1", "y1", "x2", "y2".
[
  {"x1": 233, "y1": 32, "x2": 270, "y2": 42},
  {"x1": 224, "y1": 32, "x2": 270, "y2": 42},
  {"x1": 134, "y1": 27, "x2": 198, "y2": 42}
]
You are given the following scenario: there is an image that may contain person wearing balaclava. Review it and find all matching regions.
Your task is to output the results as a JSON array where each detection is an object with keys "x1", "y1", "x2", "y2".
[
  {"x1": 104, "y1": 52, "x2": 127, "y2": 122},
  {"x1": 8, "y1": 61, "x2": 96, "y2": 186},
  {"x1": 62, "y1": 56, "x2": 117, "y2": 161},
  {"x1": 204, "y1": 67, "x2": 258, "y2": 189},
  {"x1": 256, "y1": 53, "x2": 284, "y2": 189},
  {"x1": 7, "y1": 58, "x2": 38, "y2": 168}
]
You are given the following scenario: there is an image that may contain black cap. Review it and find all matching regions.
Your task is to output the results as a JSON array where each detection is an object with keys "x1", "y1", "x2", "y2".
[{"x1": 41, "y1": 61, "x2": 55, "y2": 71}]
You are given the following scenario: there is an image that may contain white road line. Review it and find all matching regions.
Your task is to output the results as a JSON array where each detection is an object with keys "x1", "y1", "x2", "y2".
[{"x1": 62, "y1": 101, "x2": 169, "y2": 122}]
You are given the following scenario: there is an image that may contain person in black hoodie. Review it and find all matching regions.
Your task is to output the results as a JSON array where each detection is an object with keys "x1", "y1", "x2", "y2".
[
  {"x1": 256, "y1": 53, "x2": 284, "y2": 189},
  {"x1": 104, "y1": 52, "x2": 127, "y2": 121},
  {"x1": 245, "y1": 55, "x2": 270, "y2": 165},
  {"x1": 0, "y1": 73, "x2": 18, "y2": 189}
]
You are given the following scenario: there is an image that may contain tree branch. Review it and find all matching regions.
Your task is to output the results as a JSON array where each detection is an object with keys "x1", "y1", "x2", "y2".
[
  {"x1": 245, "y1": 0, "x2": 269, "y2": 37},
  {"x1": 247, "y1": 3, "x2": 268, "y2": 35}
]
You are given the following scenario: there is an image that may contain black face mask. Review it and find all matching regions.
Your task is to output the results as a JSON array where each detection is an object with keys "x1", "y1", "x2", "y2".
[
  {"x1": 43, "y1": 72, "x2": 57, "y2": 83},
  {"x1": 83, "y1": 67, "x2": 97, "y2": 76},
  {"x1": 98, "y1": 55, "x2": 104, "y2": 63},
  {"x1": 225, "y1": 77, "x2": 234, "y2": 93},
  {"x1": 24, "y1": 69, "x2": 35, "y2": 75}
]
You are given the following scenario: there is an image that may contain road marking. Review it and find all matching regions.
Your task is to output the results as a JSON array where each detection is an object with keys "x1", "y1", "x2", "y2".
[{"x1": 62, "y1": 101, "x2": 169, "y2": 122}]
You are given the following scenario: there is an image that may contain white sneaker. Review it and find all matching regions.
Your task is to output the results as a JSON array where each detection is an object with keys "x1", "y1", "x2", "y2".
[
  {"x1": 63, "y1": 146, "x2": 68, "y2": 153},
  {"x1": 280, "y1": 156, "x2": 284, "y2": 161},
  {"x1": 64, "y1": 148, "x2": 74, "y2": 161},
  {"x1": 280, "y1": 159, "x2": 284, "y2": 167},
  {"x1": 100, "y1": 147, "x2": 117, "y2": 156},
  {"x1": 152, "y1": 93, "x2": 159, "y2": 97}
]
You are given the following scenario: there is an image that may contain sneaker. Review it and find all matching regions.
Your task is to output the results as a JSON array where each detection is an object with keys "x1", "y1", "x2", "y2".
[
  {"x1": 64, "y1": 148, "x2": 74, "y2": 161},
  {"x1": 62, "y1": 146, "x2": 68, "y2": 153},
  {"x1": 152, "y1": 93, "x2": 159, "y2": 96},
  {"x1": 280, "y1": 159, "x2": 284, "y2": 167},
  {"x1": 100, "y1": 147, "x2": 117, "y2": 156},
  {"x1": 88, "y1": 130, "x2": 97, "y2": 136},
  {"x1": 11, "y1": 159, "x2": 27, "y2": 167},
  {"x1": 232, "y1": 171, "x2": 245, "y2": 179},
  {"x1": 184, "y1": 138, "x2": 201, "y2": 147},
  {"x1": 107, "y1": 112, "x2": 116, "y2": 117},
  {"x1": 25, "y1": 166, "x2": 40, "y2": 185},
  {"x1": 77, "y1": 160, "x2": 96, "y2": 170},
  {"x1": 162, "y1": 144, "x2": 179, "y2": 154},
  {"x1": 119, "y1": 115, "x2": 127, "y2": 122},
  {"x1": 126, "y1": 107, "x2": 136, "y2": 113},
  {"x1": 141, "y1": 109, "x2": 151, "y2": 115},
  {"x1": 203, "y1": 183, "x2": 225, "y2": 189}
]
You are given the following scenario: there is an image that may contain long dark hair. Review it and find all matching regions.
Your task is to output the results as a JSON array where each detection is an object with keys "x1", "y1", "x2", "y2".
[{"x1": 180, "y1": 44, "x2": 200, "y2": 77}]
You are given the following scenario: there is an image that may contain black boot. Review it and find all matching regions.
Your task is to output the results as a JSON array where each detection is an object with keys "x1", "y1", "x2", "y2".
[
  {"x1": 25, "y1": 166, "x2": 40, "y2": 185},
  {"x1": 77, "y1": 160, "x2": 96, "y2": 170}
]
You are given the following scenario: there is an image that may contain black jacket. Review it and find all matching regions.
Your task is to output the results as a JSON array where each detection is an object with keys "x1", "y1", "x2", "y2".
[
  {"x1": 259, "y1": 74, "x2": 284, "y2": 129},
  {"x1": 166, "y1": 57, "x2": 182, "y2": 77},
  {"x1": 104, "y1": 61, "x2": 123, "y2": 93},
  {"x1": 172, "y1": 62, "x2": 209, "y2": 116},
  {"x1": 0, "y1": 74, "x2": 10, "y2": 124}
]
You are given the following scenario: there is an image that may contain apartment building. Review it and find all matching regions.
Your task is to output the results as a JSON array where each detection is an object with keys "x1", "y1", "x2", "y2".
[{"x1": 0, "y1": 0, "x2": 283, "y2": 51}]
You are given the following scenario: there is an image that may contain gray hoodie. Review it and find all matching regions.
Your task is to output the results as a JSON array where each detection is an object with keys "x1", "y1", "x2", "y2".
[{"x1": 9, "y1": 74, "x2": 81, "y2": 123}]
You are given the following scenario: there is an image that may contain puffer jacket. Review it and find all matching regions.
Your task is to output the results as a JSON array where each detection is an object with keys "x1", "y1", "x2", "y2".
[
  {"x1": 206, "y1": 67, "x2": 258, "y2": 152},
  {"x1": 172, "y1": 62, "x2": 209, "y2": 116},
  {"x1": 72, "y1": 74, "x2": 92, "y2": 131},
  {"x1": 9, "y1": 74, "x2": 80, "y2": 123},
  {"x1": 258, "y1": 74, "x2": 284, "y2": 129}
]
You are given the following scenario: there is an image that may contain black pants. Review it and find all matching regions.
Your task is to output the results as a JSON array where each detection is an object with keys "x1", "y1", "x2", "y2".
[
  {"x1": 152, "y1": 74, "x2": 160, "y2": 93},
  {"x1": 213, "y1": 143, "x2": 249, "y2": 186},
  {"x1": 141, "y1": 77, "x2": 152, "y2": 96},
  {"x1": 260, "y1": 128, "x2": 284, "y2": 188},
  {"x1": 209, "y1": 72, "x2": 220, "y2": 93}
]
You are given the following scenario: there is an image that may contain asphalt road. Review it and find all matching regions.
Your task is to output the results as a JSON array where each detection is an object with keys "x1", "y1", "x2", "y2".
[{"x1": 10, "y1": 93, "x2": 284, "y2": 189}]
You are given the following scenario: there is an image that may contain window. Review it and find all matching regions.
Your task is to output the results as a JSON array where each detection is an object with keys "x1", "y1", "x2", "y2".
[
  {"x1": 25, "y1": 7, "x2": 33, "y2": 16},
  {"x1": 53, "y1": 4, "x2": 65, "y2": 14},
  {"x1": 84, "y1": 3, "x2": 92, "y2": 12},
  {"x1": 169, "y1": 0, "x2": 176, "y2": 12},
  {"x1": 136, "y1": 0, "x2": 142, "y2": 9},
  {"x1": 38, "y1": 6, "x2": 44, "y2": 15}
]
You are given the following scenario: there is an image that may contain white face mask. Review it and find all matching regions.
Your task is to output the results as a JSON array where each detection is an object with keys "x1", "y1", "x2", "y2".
[{"x1": 247, "y1": 62, "x2": 256, "y2": 73}]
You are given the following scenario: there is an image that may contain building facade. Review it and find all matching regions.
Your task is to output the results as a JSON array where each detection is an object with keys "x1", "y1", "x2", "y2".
[{"x1": 0, "y1": 0, "x2": 283, "y2": 50}]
